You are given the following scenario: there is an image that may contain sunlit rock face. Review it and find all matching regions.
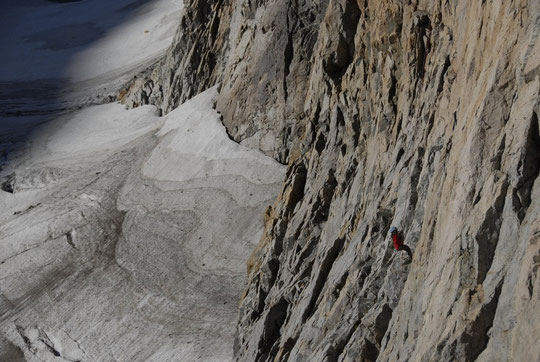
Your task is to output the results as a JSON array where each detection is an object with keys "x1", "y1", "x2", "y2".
[
  {"x1": 2, "y1": 0, "x2": 539, "y2": 361},
  {"x1": 124, "y1": 0, "x2": 540, "y2": 361}
]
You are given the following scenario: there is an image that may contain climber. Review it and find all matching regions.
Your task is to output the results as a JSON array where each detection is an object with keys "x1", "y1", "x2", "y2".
[{"x1": 389, "y1": 226, "x2": 412, "y2": 260}]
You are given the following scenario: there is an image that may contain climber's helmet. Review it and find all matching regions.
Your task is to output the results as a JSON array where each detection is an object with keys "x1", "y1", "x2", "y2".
[{"x1": 389, "y1": 226, "x2": 398, "y2": 235}]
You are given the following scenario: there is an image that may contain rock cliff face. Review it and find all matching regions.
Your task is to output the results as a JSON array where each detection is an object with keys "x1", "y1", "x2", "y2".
[{"x1": 124, "y1": 0, "x2": 540, "y2": 361}]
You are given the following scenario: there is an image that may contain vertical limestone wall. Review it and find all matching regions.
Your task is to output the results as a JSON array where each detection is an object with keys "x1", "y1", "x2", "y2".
[{"x1": 122, "y1": 1, "x2": 540, "y2": 360}]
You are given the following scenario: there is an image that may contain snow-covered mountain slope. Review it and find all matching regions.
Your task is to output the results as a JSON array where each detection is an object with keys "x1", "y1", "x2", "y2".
[{"x1": 0, "y1": 88, "x2": 285, "y2": 361}]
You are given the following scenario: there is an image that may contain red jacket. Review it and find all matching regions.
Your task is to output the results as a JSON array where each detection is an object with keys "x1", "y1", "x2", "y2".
[{"x1": 392, "y1": 233, "x2": 403, "y2": 250}]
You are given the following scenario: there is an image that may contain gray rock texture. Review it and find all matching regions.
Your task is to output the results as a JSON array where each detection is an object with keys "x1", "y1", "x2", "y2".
[
  {"x1": 121, "y1": 0, "x2": 328, "y2": 162},
  {"x1": 123, "y1": 0, "x2": 540, "y2": 361}
]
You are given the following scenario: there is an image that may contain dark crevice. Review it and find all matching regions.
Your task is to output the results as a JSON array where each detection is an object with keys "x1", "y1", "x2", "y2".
[
  {"x1": 462, "y1": 280, "x2": 504, "y2": 360},
  {"x1": 315, "y1": 132, "x2": 327, "y2": 153},
  {"x1": 293, "y1": 237, "x2": 316, "y2": 273},
  {"x1": 358, "y1": 261, "x2": 373, "y2": 287},
  {"x1": 209, "y1": 11, "x2": 221, "y2": 42},
  {"x1": 13, "y1": 203, "x2": 41, "y2": 216},
  {"x1": 323, "y1": 1, "x2": 360, "y2": 81},
  {"x1": 425, "y1": 113, "x2": 435, "y2": 139},
  {"x1": 302, "y1": 236, "x2": 345, "y2": 322},
  {"x1": 475, "y1": 179, "x2": 508, "y2": 284},
  {"x1": 256, "y1": 298, "x2": 289, "y2": 360},
  {"x1": 395, "y1": 115, "x2": 403, "y2": 136},
  {"x1": 388, "y1": 74, "x2": 398, "y2": 115},
  {"x1": 352, "y1": 115, "x2": 361, "y2": 147},
  {"x1": 331, "y1": 271, "x2": 349, "y2": 300},
  {"x1": 491, "y1": 134, "x2": 506, "y2": 171},
  {"x1": 368, "y1": 304, "x2": 394, "y2": 346},
  {"x1": 333, "y1": 320, "x2": 362, "y2": 361},
  {"x1": 388, "y1": 75, "x2": 397, "y2": 103},
  {"x1": 395, "y1": 148, "x2": 405, "y2": 165},
  {"x1": 473, "y1": 188, "x2": 483, "y2": 206},
  {"x1": 527, "y1": 265, "x2": 536, "y2": 298},
  {"x1": 312, "y1": 171, "x2": 337, "y2": 224},
  {"x1": 361, "y1": 339, "x2": 379, "y2": 362},
  {"x1": 260, "y1": 257, "x2": 280, "y2": 298},
  {"x1": 336, "y1": 106, "x2": 346, "y2": 128},
  {"x1": 285, "y1": 162, "x2": 307, "y2": 218},
  {"x1": 413, "y1": 13, "x2": 431, "y2": 79},
  {"x1": 514, "y1": 111, "x2": 540, "y2": 221},
  {"x1": 283, "y1": 3, "x2": 295, "y2": 101},
  {"x1": 437, "y1": 56, "x2": 451, "y2": 93},
  {"x1": 278, "y1": 337, "x2": 298, "y2": 361}
]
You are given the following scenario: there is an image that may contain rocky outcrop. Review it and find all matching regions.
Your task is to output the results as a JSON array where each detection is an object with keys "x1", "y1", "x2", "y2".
[
  {"x1": 120, "y1": 0, "x2": 230, "y2": 115},
  {"x1": 121, "y1": 0, "x2": 328, "y2": 162},
  {"x1": 123, "y1": 0, "x2": 540, "y2": 361}
]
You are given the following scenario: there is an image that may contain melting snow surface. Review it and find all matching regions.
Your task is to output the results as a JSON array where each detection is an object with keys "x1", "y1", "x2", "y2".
[
  {"x1": 0, "y1": 88, "x2": 286, "y2": 361},
  {"x1": 145, "y1": 87, "x2": 284, "y2": 185}
]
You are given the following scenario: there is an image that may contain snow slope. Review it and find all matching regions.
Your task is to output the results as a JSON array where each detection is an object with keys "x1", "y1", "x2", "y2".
[{"x1": 0, "y1": 89, "x2": 285, "y2": 361}]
